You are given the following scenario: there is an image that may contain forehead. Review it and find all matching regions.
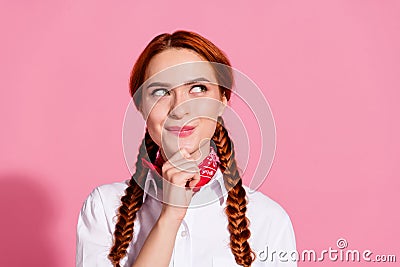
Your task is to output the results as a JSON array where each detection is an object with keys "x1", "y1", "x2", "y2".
[{"x1": 144, "y1": 48, "x2": 217, "y2": 87}]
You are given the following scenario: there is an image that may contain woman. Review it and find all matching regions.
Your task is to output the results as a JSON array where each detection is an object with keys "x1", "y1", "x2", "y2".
[{"x1": 76, "y1": 30, "x2": 297, "y2": 267}]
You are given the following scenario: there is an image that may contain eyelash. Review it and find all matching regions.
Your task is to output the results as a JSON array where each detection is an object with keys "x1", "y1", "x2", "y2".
[
  {"x1": 190, "y1": 84, "x2": 208, "y2": 93},
  {"x1": 150, "y1": 88, "x2": 169, "y2": 97},
  {"x1": 151, "y1": 84, "x2": 208, "y2": 97}
]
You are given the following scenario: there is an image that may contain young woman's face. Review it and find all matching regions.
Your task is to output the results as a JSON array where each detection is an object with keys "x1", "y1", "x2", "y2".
[{"x1": 139, "y1": 48, "x2": 227, "y2": 161}]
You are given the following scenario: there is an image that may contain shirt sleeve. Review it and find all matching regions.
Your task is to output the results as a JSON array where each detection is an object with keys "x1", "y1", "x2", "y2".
[{"x1": 76, "y1": 188, "x2": 114, "y2": 267}]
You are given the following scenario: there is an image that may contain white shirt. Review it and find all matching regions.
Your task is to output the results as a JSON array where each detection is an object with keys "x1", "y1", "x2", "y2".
[{"x1": 76, "y1": 168, "x2": 297, "y2": 267}]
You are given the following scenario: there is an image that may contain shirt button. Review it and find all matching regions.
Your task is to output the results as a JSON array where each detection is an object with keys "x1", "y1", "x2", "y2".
[{"x1": 181, "y1": 231, "x2": 187, "y2": 237}]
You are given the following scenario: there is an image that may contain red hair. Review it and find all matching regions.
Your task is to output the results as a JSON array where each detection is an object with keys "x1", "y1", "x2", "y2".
[
  {"x1": 109, "y1": 30, "x2": 255, "y2": 267},
  {"x1": 130, "y1": 30, "x2": 232, "y2": 107}
]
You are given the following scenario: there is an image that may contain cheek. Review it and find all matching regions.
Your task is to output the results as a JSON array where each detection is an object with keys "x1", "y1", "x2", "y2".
[
  {"x1": 191, "y1": 96, "x2": 224, "y2": 120},
  {"x1": 145, "y1": 107, "x2": 168, "y2": 146},
  {"x1": 198, "y1": 118, "x2": 217, "y2": 139}
]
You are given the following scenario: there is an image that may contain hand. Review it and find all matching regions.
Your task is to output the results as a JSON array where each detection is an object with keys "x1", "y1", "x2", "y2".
[{"x1": 159, "y1": 148, "x2": 200, "y2": 222}]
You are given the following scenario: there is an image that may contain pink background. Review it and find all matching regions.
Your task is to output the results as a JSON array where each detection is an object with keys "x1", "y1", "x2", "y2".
[{"x1": 1, "y1": 1, "x2": 399, "y2": 266}]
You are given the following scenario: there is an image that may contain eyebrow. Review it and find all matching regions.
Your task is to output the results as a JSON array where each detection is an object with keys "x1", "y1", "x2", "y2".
[{"x1": 146, "y1": 77, "x2": 211, "y2": 89}]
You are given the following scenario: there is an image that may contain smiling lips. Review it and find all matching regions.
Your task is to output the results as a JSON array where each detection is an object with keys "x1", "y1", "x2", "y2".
[{"x1": 165, "y1": 125, "x2": 196, "y2": 137}]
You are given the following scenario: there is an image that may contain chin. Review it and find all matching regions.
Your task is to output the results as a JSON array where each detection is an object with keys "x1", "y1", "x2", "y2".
[
  {"x1": 179, "y1": 140, "x2": 200, "y2": 153},
  {"x1": 180, "y1": 143, "x2": 196, "y2": 153}
]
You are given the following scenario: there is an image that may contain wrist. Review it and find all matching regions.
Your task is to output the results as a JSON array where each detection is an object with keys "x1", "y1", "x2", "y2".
[{"x1": 157, "y1": 211, "x2": 184, "y2": 229}]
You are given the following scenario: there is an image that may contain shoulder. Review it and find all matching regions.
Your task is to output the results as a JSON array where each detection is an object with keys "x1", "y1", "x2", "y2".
[
  {"x1": 243, "y1": 186, "x2": 293, "y2": 241},
  {"x1": 243, "y1": 185, "x2": 291, "y2": 224},
  {"x1": 93, "y1": 180, "x2": 130, "y2": 200},
  {"x1": 76, "y1": 180, "x2": 131, "y2": 266},
  {"x1": 242, "y1": 185, "x2": 296, "y2": 249},
  {"x1": 82, "y1": 180, "x2": 129, "y2": 205},
  {"x1": 79, "y1": 180, "x2": 130, "y2": 221}
]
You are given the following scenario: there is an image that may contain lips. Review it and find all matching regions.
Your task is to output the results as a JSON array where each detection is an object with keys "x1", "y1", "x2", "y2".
[{"x1": 165, "y1": 125, "x2": 196, "y2": 137}]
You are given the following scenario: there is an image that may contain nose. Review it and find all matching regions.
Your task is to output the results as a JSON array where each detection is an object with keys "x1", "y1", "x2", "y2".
[{"x1": 168, "y1": 87, "x2": 191, "y2": 119}]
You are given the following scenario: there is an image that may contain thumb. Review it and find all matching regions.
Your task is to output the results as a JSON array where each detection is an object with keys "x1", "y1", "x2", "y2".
[{"x1": 181, "y1": 147, "x2": 191, "y2": 159}]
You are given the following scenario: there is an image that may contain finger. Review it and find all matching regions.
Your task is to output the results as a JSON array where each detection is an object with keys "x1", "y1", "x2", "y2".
[
  {"x1": 166, "y1": 147, "x2": 190, "y2": 164},
  {"x1": 165, "y1": 146, "x2": 202, "y2": 166},
  {"x1": 165, "y1": 171, "x2": 198, "y2": 188},
  {"x1": 165, "y1": 154, "x2": 195, "y2": 169},
  {"x1": 187, "y1": 140, "x2": 210, "y2": 164},
  {"x1": 172, "y1": 159, "x2": 199, "y2": 172},
  {"x1": 187, "y1": 172, "x2": 201, "y2": 188},
  {"x1": 162, "y1": 148, "x2": 196, "y2": 173},
  {"x1": 162, "y1": 160, "x2": 196, "y2": 179}
]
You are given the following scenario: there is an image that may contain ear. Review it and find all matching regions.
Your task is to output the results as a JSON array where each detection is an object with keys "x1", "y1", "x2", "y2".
[{"x1": 218, "y1": 93, "x2": 228, "y2": 116}]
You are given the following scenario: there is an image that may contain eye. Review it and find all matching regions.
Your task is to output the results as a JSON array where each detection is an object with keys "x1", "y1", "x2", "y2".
[
  {"x1": 151, "y1": 88, "x2": 170, "y2": 97},
  {"x1": 189, "y1": 84, "x2": 208, "y2": 93}
]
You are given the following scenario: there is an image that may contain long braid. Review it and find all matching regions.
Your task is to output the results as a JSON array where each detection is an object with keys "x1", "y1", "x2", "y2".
[
  {"x1": 212, "y1": 116, "x2": 255, "y2": 267},
  {"x1": 108, "y1": 131, "x2": 159, "y2": 266}
]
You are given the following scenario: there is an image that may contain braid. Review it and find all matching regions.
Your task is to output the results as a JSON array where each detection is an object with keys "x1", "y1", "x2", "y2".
[
  {"x1": 108, "y1": 131, "x2": 159, "y2": 266},
  {"x1": 212, "y1": 117, "x2": 255, "y2": 267}
]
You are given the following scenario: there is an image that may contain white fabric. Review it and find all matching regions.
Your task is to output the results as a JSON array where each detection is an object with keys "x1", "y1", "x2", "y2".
[{"x1": 76, "y1": 168, "x2": 297, "y2": 266}]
